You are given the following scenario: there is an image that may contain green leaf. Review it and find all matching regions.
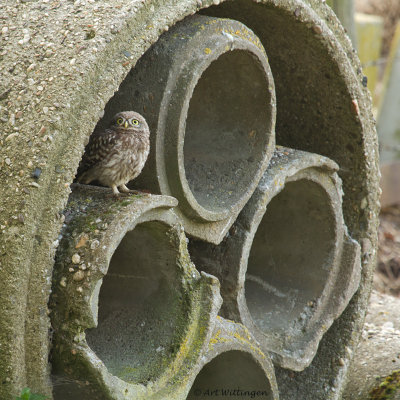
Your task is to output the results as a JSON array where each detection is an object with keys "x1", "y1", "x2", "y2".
[
  {"x1": 16, "y1": 387, "x2": 31, "y2": 400},
  {"x1": 16, "y1": 388, "x2": 48, "y2": 400},
  {"x1": 30, "y1": 394, "x2": 48, "y2": 400}
]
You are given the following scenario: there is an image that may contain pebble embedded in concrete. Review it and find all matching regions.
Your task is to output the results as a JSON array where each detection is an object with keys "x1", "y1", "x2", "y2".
[{"x1": 71, "y1": 253, "x2": 80, "y2": 264}]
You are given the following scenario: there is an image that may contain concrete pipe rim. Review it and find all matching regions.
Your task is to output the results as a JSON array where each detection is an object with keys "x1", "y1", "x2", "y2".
[
  {"x1": 84, "y1": 219, "x2": 189, "y2": 385},
  {"x1": 186, "y1": 349, "x2": 277, "y2": 400},
  {"x1": 50, "y1": 191, "x2": 222, "y2": 398},
  {"x1": 184, "y1": 316, "x2": 280, "y2": 400},
  {"x1": 238, "y1": 168, "x2": 345, "y2": 369},
  {"x1": 162, "y1": 16, "x2": 276, "y2": 222}
]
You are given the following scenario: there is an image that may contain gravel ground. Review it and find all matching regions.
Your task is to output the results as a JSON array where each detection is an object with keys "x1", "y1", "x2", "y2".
[
  {"x1": 342, "y1": 203, "x2": 400, "y2": 399},
  {"x1": 375, "y1": 205, "x2": 400, "y2": 297},
  {"x1": 343, "y1": 290, "x2": 400, "y2": 399}
]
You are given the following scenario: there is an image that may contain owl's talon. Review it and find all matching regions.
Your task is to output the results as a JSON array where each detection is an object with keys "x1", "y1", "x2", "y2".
[
  {"x1": 111, "y1": 185, "x2": 120, "y2": 196},
  {"x1": 119, "y1": 184, "x2": 131, "y2": 193},
  {"x1": 118, "y1": 184, "x2": 151, "y2": 196}
]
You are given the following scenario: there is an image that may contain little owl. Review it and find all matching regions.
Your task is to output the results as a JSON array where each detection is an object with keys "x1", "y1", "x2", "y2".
[{"x1": 76, "y1": 111, "x2": 150, "y2": 195}]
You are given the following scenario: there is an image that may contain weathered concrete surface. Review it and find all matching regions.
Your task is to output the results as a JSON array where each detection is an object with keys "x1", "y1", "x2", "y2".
[
  {"x1": 0, "y1": 0, "x2": 379, "y2": 399},
  {"x1": 190, "y1": 147, "x2": 361, "y2": 371},
  {"x1": 50, "y1": 185, "x2": 280, "y2": 399},
  {"x1": 187, "y1": 316, "x2": 279, "y2": 400},
  {"x1": 99, "y1": 15, "x2": 276, "y2": 244},
  {"x1": 343, "y1": 291, "x2": 400, "y2": 400},
  {"x1": 50, "y1": 185, "x2": 222, "y2": 399}
]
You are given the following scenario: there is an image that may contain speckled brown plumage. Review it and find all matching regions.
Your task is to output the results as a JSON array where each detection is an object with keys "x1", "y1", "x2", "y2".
[{"x1": 76, "y1": 111, "x2": 150, "y2": 195}]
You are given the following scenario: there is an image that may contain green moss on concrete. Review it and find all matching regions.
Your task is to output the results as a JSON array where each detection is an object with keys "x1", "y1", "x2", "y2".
[
  {"x1": 370, "y1": 370, "x2": 400, "y2": 400},
  {"x1": 50, "y1": 187, "x2": 224, "y2": 399}
]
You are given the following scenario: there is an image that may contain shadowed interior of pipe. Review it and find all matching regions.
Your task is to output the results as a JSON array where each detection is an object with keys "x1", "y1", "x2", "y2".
[
  {"x1": 51, "y1": 374, "x2": 108, "y2": 400},
  {"x1": 85, "y1": 221, "x2": 186, "y2": 384},
  {"x1": 187, "y1": 351, "x2": 273, "y2": 400},
  {"x1": 184, "y1": 50, "x2": 272, "y2": 213},
  {"x1": 245, "y1": 179, "x2": 336, "y2": 334},
  {"x1": 201, "y1": 0, "x2": 366, "y2": 235}
]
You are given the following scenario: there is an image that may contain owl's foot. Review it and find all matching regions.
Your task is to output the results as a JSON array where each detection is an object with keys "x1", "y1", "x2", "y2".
[
  {"x1": 119, "y1": 184, "x2": 131, "y2": 193},
  {"x1": 111, "y1": 184, "x2": 136, "y2": 195},
  {"x1": 118, "y1": 184, "x2": 151, "y2": 196},
  {"x1": 111, "y1": 184, "x2": 122, "y2": 196}
]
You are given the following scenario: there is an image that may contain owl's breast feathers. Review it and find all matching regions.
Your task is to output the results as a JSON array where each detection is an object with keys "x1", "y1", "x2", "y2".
[
  {"x1": 76, "y1": 127, "x2": 150, "y2": 186},
  {"x1": 76, "y1": 128, "x2": 117, "y2": 178}
]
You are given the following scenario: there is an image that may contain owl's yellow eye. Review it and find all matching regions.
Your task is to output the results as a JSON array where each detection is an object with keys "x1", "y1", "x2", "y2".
[
  {"x1": 131, "y1": 119, "x2": 139, "y2": 126},
  {"x1": 116, "y1": 118, "x2": 124, "y2": 125}
]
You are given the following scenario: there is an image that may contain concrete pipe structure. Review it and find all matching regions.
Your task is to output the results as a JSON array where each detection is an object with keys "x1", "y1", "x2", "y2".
[
  {"x1": 50, "y1": 185, "x2": 222, "y2": 399},
  {"x1": 187, "y1": 317, "x2": 279, "y2": 400},
  {"x1": 0, "y1": 1, "x2": 379, "y2": 399},
  {"x1": 98, "y1": 15, "x2": 276, "y2": 244},
  {"x1": 190, "y1": 147, "x2": 361, "y2": 370}
]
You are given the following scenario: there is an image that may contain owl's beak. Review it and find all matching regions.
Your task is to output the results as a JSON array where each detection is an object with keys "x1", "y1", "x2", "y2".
[{"x1": 124, "y1": 121, "x2": 129, "y2": 128}]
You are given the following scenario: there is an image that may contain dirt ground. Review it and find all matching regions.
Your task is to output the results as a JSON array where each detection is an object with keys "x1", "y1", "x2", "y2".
[
  {"x1": 341, "y1": 207, "x2": 400, "y2": 399},
  {"x1": 375, "y1": 205, "x2": 400, "y2": 297},
  {"x1": 343, "y1": 290, "x2": 400, "y2": 400}
]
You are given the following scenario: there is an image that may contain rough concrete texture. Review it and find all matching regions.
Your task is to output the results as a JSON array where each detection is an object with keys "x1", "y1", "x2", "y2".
[
  {"x1": 343, "y1": 291, "x2": 400, "y2": 400},
  {"x1": 0, "y1": 0, "x2": 379, "y2": 399},
  {"x1": 190, "y1": 147, "x2": 361, "y2": 371},
  {"x1": 98, "y1": 14, "x2": 276, "y2": 244},
  {"x1": 187, "y1": 316, "x2": 279, "y2": 400},
  {"x1": 50, "y1": 185, "x2": 223, "y2": 399}
]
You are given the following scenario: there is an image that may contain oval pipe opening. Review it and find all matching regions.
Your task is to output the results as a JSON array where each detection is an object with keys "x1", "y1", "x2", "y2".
[
  {"x1": 85, "y1": 221, "x2": 185, "y2": 384},
  {"x1": 187, "y1": 350, "x2": 274, "y2": 400},
  {"x1": 184, "y1": 49, "x2": 273, "y2": 215},
  {"x1": 97, "y1": 15, "x2": 275, "y2": 231},
  {"x1": 245, "y1": 179, "x2": 336, "y2": 335}
]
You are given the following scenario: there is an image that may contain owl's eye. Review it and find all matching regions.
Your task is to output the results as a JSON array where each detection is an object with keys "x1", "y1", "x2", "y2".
[
  {"x1": 131, "y1": 119, "x2": 140, "y2": 126},
  {"x1": 116, "y1": 118, "x2": 124, "y2": 125}
]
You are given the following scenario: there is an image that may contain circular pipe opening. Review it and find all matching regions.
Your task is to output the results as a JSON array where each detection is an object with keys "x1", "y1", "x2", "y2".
[
  {"x1": 85, "y1": 221, "x2": 185, "y2": 384},
  {"x1": 184, "y1": 49, "x2": 273, "y2": 214},
  {"x1": 245, "y1": 179, "x2": 336, "y2": 334},
  {"x1": 187, "y1": 351, "x2": 274, "y2": 399}
]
